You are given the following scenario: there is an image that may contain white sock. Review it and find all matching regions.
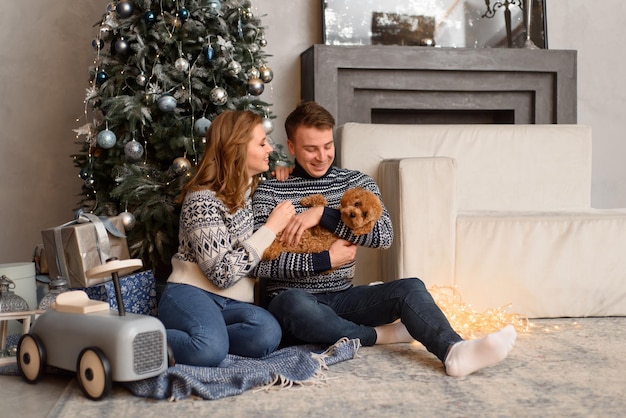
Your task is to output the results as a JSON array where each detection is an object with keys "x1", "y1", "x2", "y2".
[{"x1": 444, "y1": 325, "x2": 517, "y2": 377}]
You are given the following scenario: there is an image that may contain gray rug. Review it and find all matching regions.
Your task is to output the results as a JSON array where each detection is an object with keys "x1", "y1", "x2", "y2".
[{"x1": 46, "y1": 317, "x2": 625, "y2": 417}]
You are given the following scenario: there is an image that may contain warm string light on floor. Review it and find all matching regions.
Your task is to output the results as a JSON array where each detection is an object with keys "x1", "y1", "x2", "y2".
[{"x1": 428, "y1": 285, "x2": 532, "y2": 340}]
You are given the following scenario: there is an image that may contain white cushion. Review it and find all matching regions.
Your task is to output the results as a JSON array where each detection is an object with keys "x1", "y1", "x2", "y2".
[
  {"x1": 455, "y1": 209, "x2": 626, "y2": 317},
  {"x1": 339, "y1": 123, "x2": 592, "y2": 211}
]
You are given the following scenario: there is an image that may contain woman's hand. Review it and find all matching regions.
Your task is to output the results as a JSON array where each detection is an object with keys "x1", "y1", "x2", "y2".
[
  {"x1": 279, "y1": 205, "x2": 324, "y2": 246},
  {"x1": 272, "y1": 165, "x2": 293, "y2": 182},
  {"x1": 264, "y1": 200, "x2": 295, "y2": 235}
]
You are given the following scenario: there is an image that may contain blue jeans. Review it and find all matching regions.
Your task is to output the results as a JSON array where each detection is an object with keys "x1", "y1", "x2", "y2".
[
  {"x1": 158, "y1": 283, "x2": 282, "y2": 367},
  {"x1": 268, "y1": 278, "x2": 462, "y2": 362}
]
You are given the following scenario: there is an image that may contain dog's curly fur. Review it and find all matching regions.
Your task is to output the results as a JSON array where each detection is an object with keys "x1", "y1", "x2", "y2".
[{"x1": 262, "y1": 188, "x2": 383, "y2": 261}]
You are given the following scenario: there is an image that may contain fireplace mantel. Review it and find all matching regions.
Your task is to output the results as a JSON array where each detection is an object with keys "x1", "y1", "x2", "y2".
[{"x1": 300, "y1": 45, "x2": 577, "y2": 127}]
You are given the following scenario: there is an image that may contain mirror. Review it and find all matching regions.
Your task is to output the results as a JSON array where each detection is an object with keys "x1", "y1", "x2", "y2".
[{"x1": 322, "y1": 0, "x2": 547, "y2": 48}]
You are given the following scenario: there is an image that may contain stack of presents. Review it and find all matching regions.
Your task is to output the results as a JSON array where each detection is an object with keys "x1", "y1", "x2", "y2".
[{"x1": 36, "y1": 214, "x2": 157, "y2": 316}]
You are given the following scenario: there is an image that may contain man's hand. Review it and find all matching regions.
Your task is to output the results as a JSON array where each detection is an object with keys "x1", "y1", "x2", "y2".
[
  {"x1": 280, "y1": 205, "x2": 324, "y2": 246},
  {"x1": 329, "y1": 239, "x2": 357, "y2": 268}
]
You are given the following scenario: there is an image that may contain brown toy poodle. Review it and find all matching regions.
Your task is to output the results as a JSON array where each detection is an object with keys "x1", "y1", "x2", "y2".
[{"x1": 262, "y1": 187, "x2": 383, "y2": 261}]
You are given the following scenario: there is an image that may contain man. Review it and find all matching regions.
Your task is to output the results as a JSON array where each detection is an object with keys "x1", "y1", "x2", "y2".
[{"x1": 252, "y1": 101, "x2": 516, "y2": 377}]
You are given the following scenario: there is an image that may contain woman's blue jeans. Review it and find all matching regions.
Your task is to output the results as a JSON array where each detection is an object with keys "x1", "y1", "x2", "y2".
[
  {"x1": 268, "y1": 278, "x2": 462, "y2": 362},
  {"x1": 158, "y1": 283, "x2": 282, "y2": 367}
]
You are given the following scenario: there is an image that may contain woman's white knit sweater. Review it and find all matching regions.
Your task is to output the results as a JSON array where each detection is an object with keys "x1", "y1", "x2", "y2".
[{"x1": 168, "y1": 188, "x2": 275, "y2": 303}]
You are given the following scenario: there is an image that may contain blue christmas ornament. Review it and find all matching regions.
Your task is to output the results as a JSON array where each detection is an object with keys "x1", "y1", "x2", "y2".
[
  {"x1": 79, "y1": 167, "x2": 91, "y2": 180},
  {"x1": 95, "y1": 71, "x2": 108, "y2": 85},
  {"x1": 205, "y1": 45, "x2": 214, "y2": 61},
  {"x1": 97, "y1": 129, "x2": 117, "y2": 149},
  {"x1": 194, "y1": 117, "x2": 212, "y2": 136},
  {"x1": 178, "y1": 8, "x2": 189, "y2": 21},
  {"x1": 91, "y1": 38, "x2": 104, "y2": 50},
  {"x1": 143, "y1": 10, "x2": 156, "y2": 24}
]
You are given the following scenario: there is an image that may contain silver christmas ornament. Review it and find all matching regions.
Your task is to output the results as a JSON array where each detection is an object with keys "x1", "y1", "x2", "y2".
[
  {"x1": 119, "y1": 211, "x2": 136, "y2": 229},
  {"x1": 247, "y1": 78, "x2": 264, "y2": 96},
  {"x1": 262, "y1": 117, "x2": 274, "y2": 134},
  {"x1": 246, "y1": 67, "x2": 260, "y2": 79},
  {"x1": 242, "y1": 8, "x2": 253, "y2": 21},
  {"x1": 116, "y1": 1, "x2": 134, "y2": 18},
  {"x1": 172, "y1": 157, "x2": 191, "y2": 175},
  {"x1": 136, "y1": 73, "x2": 148, "y2": 86},
  {"x1": 175, "y1": 57, "x2": 190, "y2": 72},
  {"x1": 259, "y1": 65, "x2": 273, "y2": 83},
  {"x1": 97, "y1": 129, "x2": 117, "y2": 149},
  {"x1": 124, "y1": 139, "x2": 144, "y2": 161},
  {"x1": 114, "y1": 38, "x2": 130, "y2": 55},
  {"x1": 194, "y1": 117, "x2": 212, "y2": 136},
  {"x1": 209, "y1": 87, "x2": 228, "y2": 105},
  {"x1": 158, "y1": 95, "x2": 177, "y2": 112},
  {"x1": 259, "y1": 38, "x2": 267, "y2": 47},
  {"x1": 227, "y1": 60, "x2": 242, "y2": 76}
]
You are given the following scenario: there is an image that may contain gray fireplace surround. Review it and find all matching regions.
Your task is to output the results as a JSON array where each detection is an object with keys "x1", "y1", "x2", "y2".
[{"x1": 300, "y1": 45, "x2": 576, "y2": 128}]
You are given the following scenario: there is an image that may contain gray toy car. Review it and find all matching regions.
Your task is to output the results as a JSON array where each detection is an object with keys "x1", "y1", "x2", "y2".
[{"x1": 16, "y1": 259, "x2": 168, "y2": 400}]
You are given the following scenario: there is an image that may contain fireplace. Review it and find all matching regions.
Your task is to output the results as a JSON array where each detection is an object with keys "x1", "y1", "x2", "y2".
[{"x1": 300, "y1": 45, "x2": 577, "y2": 127}]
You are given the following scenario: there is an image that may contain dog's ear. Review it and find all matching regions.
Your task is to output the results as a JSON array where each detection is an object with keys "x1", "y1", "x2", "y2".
[{"x1": 369, "y1": 195, "x2": 383, "y2": 220}]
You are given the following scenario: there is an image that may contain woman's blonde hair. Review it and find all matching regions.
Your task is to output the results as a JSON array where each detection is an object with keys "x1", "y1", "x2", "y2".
[{"x1": 179, "y1": 110, "x2": 262, "y2": 212}]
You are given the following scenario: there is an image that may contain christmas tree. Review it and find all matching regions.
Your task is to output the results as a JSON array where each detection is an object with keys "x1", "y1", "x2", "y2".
[{"x1": 72, "y1": 0, "x2": 289, "y2": 280}]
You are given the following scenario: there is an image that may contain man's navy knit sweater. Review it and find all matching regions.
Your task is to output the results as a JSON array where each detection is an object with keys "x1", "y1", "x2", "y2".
[{"x1": 252, "y1": 162, "x2": 393, "y2": 295}]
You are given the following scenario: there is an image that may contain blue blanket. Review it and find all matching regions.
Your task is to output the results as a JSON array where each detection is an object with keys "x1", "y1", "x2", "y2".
[{"x1": 1, "y1": 337, "x2": 360, "y2": 401}]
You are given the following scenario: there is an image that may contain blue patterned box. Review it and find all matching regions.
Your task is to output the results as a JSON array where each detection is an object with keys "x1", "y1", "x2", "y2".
[{"x1": 75, "y1": 269, "x2": 157, "y2": 316}]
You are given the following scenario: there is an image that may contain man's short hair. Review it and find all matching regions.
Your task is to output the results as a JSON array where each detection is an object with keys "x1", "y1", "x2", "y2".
[{"x1": 285, "y1": 101, "x2": 336, "y2": 140}]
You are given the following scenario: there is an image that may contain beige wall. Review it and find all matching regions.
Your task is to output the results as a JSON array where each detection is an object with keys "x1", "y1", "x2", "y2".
[{"x1": 0, "y1": 1, "x2": 624, "y2": 264}]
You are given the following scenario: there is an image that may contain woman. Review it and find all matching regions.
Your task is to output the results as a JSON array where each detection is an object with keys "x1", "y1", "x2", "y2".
[{"x1": 158, "y1": 110, "x2": 295, "y2": 367}]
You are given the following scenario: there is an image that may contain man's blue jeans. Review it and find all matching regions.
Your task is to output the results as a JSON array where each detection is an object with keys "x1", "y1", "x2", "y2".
[
  {"x1": 268, "y1": 278, "x2": 462, "y2": 362},
  {"x1": 158, "y1": 283, "x2": 282, "y2": 367}
]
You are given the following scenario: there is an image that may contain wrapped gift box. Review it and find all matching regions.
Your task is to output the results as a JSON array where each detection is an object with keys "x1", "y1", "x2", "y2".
[
  {"x1": 76, "y1": 269, "x2": 157, "y2": 316},
  {"x1": 41, "y1": 215, "x2": 130, "y2": 288}
]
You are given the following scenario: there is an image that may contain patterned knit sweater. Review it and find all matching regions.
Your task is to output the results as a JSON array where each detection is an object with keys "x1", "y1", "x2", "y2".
[
  {"x1": 168, "y1": 188, "x2": 276, "y2": 303},
  {"x1": 252, "y1": 163, "x2": 393, "y2": 295}
]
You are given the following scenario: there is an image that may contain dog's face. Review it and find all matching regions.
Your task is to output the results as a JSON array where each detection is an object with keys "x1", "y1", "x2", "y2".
[{"x1": 339, "y1": 188, "x2": 383, "y2": 235}]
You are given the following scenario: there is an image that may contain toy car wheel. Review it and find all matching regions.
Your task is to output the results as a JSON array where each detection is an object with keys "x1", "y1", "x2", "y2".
[
  {"x1": 16, "y1": 334, "x2": 46, "y2": 383},
  {"x1": 76, "y1": 347, "x2": 112, "y2": 401}
]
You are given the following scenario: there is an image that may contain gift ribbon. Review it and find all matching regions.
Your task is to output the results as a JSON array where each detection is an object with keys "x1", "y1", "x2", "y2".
[{"x1": 52, "y1": 211, "x2": 126, "y2": 281}]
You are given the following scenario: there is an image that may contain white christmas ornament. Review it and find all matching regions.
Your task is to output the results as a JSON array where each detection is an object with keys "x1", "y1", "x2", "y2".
[
  {"x1": 262, "y1": 117, "x2": 274, "y2": 134},
  {"x1": 158, "y1": 95, "x2": 177, "y2": 112},
  {"x1": 97, "y1": 129, "x2": 117, "y2": 149},
  {"x1": 124, "y1": 139, "x2": 144, "y2": 161},
  {"x1": 194, "y1": 117, "x2": 212, "y2": 136},
  {"x1": 119, "y1": 211, "x2": 136, "y2": 229},
  {"x1": 175, "y1": 57, "x2": 190, "y2": 72}
]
